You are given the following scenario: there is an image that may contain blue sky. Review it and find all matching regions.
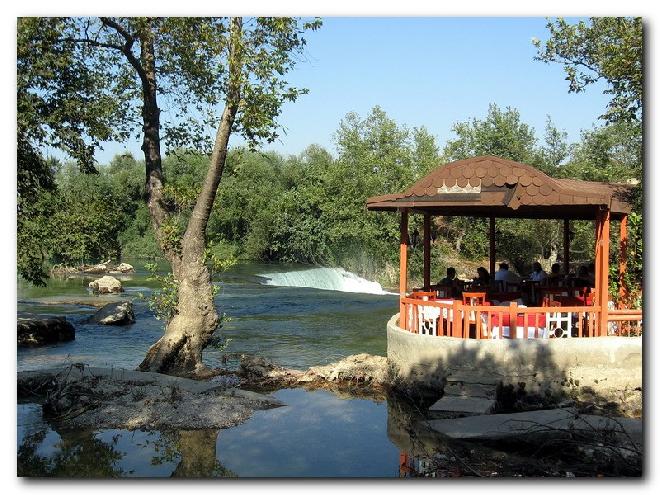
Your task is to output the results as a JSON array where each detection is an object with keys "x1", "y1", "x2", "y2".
[{"x1": 92, "y1": 17, "x2": 611, "y2": 164}]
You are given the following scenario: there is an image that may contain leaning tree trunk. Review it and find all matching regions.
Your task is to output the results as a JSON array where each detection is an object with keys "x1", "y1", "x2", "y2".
[
  {"x1": 139, "y1": 18, "x2": 243, "y2": 377},
  {"x1": 139, "y1": 251, "x2": 219, "y2": 377}
]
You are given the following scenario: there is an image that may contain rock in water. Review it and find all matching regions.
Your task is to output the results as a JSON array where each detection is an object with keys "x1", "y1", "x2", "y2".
[
  {"x1": 305, "y1": 353, "x2": 390, "y2": 384},
  {"x1": 88, "y1": 301, "x2": 135, "y2": 325},
  {"x1": 83, "y1": 263, "x2": 108, "y2": 274},
  {"x1": 115, "y1": 262, "x2": 134, "y2": 273},
  {"x1": 88, "y1": 275, "x2": 123, "y2": 294},
  {"x1": 17, "y1": 317, "x2": 75, "y2": 347}
]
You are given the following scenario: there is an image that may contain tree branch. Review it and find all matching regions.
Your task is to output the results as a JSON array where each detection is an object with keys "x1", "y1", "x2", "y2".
[
  {"x1": 99, "y1": 17, "x2": 149, "y2": 89},
  {"x1": 99, "y1": 17, "x2": 133, "y2": 45}
]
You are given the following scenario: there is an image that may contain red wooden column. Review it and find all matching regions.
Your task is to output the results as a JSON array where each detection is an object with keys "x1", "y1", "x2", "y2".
[
  {"x1": 423, "y1": 213, "x2": 431, "y2": 290},
  {"x1": 489, "y1": 216, "x2": 496, "y2": 278},
  {"x1": 399, "y1": 208, "x2": 409, "y2": 329},
  {"x1": 618, "y1": 214, "x2": 629, "y2": 307},
  {"x1": 596, "y1": 208, "x2": 611, "y2": 336},
  {"x1": 594, "y1": 213, "x2": 603, "y2": 334},
  {"x1": 563, "y1": 219, "x2": 571, "y2": 275}
]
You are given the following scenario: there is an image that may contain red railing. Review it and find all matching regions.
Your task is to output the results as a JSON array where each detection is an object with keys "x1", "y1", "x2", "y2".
[
  {"x1": 608, "y1": 308, "x2": 643, "y2": 336},
  {"x1": 399, "y1": 297, "x2": 642, "y2": 339}
]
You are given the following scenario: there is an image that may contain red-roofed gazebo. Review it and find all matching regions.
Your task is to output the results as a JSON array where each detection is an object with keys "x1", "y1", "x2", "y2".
[{"x1": 367, "y1": 156, "x2": 640, "y2": 338}]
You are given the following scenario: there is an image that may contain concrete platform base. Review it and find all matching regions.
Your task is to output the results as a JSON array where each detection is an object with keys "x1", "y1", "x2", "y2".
[{"x1": 429, "y1": 396, "x2": 496, "y2": 415}]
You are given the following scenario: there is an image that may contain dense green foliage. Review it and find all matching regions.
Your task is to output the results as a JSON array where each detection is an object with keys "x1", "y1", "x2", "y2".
[
  {"x1": 19, "y1": 159, "x2": 143, "y2": 275},
  {"x1": 31, "y1": 102, "x2": 641, "y2": 299},
  {"x1": 17, "y1": 18, "x2": 134, "y2": 284}
]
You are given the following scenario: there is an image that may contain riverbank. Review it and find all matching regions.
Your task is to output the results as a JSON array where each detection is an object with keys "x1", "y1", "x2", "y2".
[
  {"x1": 17, "y1": 353, "x2": 392, "y2": 431},
  {"x1": 16, "y1": 262, "x2": 642, "y2": 477}
]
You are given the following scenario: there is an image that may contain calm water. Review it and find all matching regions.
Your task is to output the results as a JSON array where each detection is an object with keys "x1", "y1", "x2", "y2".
[
  {"x1": 18, "y1": 389, "x2": 406, "y2": 478},
  {"x1": 17, "y1": 262, "x2": 412, "y2": 478}
]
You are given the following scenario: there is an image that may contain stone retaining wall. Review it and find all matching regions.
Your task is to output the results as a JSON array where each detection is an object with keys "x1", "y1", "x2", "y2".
[{"x1": 387, "y1": 314, "x2": 642, "y2": 395}]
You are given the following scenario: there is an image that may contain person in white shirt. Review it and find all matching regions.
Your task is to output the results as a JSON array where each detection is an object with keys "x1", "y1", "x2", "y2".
[
  {"x1": 494, "y1": 262, "x2": 521, "y2": 285},
  {"x1": 529, "y1": 261, "x2": 548, "y2": 282}
]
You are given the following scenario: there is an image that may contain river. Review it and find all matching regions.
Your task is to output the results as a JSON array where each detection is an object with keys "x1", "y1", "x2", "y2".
[{"x1": 17, "y1": 262, "x2": 417, "y2": 477}]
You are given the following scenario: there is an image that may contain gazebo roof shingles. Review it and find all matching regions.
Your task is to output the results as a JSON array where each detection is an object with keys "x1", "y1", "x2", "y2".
[{"x1": 366, "y1": 156, "x2": 634, "y2": 219}]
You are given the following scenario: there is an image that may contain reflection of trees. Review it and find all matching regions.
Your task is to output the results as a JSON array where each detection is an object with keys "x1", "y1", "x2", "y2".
[
  {"x1": 18, "y1": 425, "x2": 236, "y2": 478},
  {"x1": 150, "y1": 430, "x2": 236, "y2": 478},
  {"x1": 171, "y1": 430, "x2": 235, "y2": 478},
  {"x1": 18, "y1": 428, "x2": 125, "y2": 477}
]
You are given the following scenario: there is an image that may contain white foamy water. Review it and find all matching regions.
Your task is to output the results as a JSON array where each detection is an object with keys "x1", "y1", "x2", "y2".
[{"x1": 258, "y1": 267, "x2": 393, "y2": 295}]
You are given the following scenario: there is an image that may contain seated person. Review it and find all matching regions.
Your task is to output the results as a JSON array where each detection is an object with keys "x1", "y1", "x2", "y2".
[
  {"x1": 439, "y1": 267, "x2": 457, "y2": 286},
  {"x1": 437, "y1": 267, "x2": 461, "y2": 297},
  {"x1": 547, "y1": 263, "x2": 564, "y2": 286},
  {"x1": 528, "y1": 262, "x2": 547, "y2": 283},
  {"x1": 572, "y1": 265, "x2": 593, "y2": 288},
  {"x1": 494, "y1": 262, "x2": 521, "y2": 288},
  {"x1": 472, "y1": 266, "x2": 491, "y2": 288}
]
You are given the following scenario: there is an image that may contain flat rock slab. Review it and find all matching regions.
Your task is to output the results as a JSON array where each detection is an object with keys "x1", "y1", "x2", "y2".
[
  {"x1": 17, "y1": 366, "x2": 283, "y2": 431},
  {"x1": 429, "y1": 396, "x2": 496, "y2": 415},
  {"x1": 19, "y1": 366, "x2": 231, "y2": 395},
  {"x1": 444, "y1": 382, "x2": 495, "y2": 399},
  {"x1": 426, "y1": 408, "x2": 642, "y2": 445}
]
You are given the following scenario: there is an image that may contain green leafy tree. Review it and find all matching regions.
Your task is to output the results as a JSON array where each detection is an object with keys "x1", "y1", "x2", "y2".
[
  {"x1": 17, "y1": 18, "x2": 132, "y2": 173},
  {"x1": 17, "y1": 18, "x2": 134, "y2": 284},
  {"x1": 25, "y1": 17, "x2": 321, "y2": 377},
  {"x1": 559, "y1": 121, "x2": 642, "y2": 183},
  {"x1": 537, "y1": 116, "x2": 572, "y2": 173},
  {"x1": 48, "y1": 166, "x2": 126, "y2": 265},
  {"x1": 443, "y1": 103, "x2": 538, "y2": 164},
  {"x1": 533, "y1": 17, "x2": 643, "y2": 124},
  {"x1": 327, "y1": 107, "x2": 439, "y2": 269}
]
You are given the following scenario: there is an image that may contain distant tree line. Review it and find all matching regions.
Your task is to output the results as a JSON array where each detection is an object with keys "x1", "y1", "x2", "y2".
[{"x1": 24, "y1": 103, "x2": 641, "y2": 301}]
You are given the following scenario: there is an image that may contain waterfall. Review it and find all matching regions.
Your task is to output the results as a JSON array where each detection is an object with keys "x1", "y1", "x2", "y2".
[{"x1": 258, "y1": 267, "x2": 392, "y2": 295}]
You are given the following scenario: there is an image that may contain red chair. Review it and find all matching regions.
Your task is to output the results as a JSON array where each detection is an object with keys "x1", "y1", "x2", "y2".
[
  {"x1": 462, "y1": 291, "x2": 487, "y2": 305},
  {"x1": 574, "y1": 287, "x2": 594, "y2": 305},
  {"x1": 410, "y1": 291, "x2": 436, "y2": 301}
]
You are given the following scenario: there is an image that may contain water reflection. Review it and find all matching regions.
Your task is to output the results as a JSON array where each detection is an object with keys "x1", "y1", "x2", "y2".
[
  {"x1": 18, "y1": 389, "x2": 411, "y2": 478},
  {"x1": 18, "y1": 426, "x2": 126, "y2": 477},
  {"x1": 20, "y1": 388, "x2": 519, "y2": 478},
  {"x1": 127, "y1": 429, "x2": 237, "y2": 478},
  {"x1": 386, "y1": 398, "x2": 476, "y2": 478},
  {"x1": 17, "y1": 406, "x2": 235, "y2": 478}
]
